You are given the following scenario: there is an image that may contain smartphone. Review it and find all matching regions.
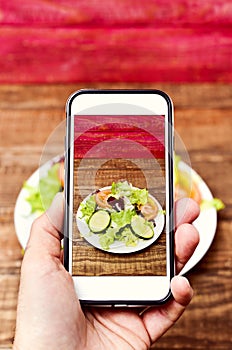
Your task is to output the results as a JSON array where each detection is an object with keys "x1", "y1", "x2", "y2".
[{"x1": 64, "y1": 89, "x2": 174, "y2": 306}]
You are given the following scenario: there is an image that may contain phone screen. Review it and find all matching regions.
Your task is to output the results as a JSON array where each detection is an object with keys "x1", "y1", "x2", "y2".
[{"x1": 71, "y1": 114, "x2": 167, "y2": 277}]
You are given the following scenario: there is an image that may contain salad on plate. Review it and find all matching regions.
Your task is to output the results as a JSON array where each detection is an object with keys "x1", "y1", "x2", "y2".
[{"x1": 76, "y1": 181, "x2": 165, "y2": 252}]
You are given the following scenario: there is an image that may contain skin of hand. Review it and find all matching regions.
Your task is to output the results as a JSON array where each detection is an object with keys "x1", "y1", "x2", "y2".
[{"x1": 13, "y1": 194, "x2": 199, "y2": 350}]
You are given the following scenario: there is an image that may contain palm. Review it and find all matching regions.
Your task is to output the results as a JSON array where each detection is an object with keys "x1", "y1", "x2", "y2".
[
  {"x1": 46, "y1": 260, "x2": 150, "y2": 349},
  {"x1": 83, "y1": 307, "x2": 151, "y2": 349},
  {"x1": 59, "y1": 261, "x2": 190, "y2": 350},
  {"x1": 57, "y1": 265, "x2": 150, "y2": 349}
]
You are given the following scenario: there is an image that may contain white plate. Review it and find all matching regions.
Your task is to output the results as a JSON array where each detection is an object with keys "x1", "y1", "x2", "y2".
[
  {"x1": 178, "y1": 162, "x2": 217, "y2": 275},
  {"x1": 14, "y1": 158, "x2": 217, "y2": 273},
  {"x1": 14, "y1": 155, "x2": 62, "y2": 249},
  {"x1": 76, "y1": 187, "x2": 165, "y2": 254}
]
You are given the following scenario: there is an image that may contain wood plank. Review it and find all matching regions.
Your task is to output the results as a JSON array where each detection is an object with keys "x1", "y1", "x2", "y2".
[
  {"x1": 72, "y1": 237, "x2": 167, "y2": 276},
  {"x1": 0, "y1": 82, "x2": 232, "y2": 109},
  {"x1": 189, "y1": 152, "x2": 232, "y2": 221},
  {"x1": 175, "y1": 108, "x2": 232, "y2": 151},
  {"x1": 0, "y1": 221, "x2": 22, "y2": 275},
  {"x1": 0, "y1": 27, "x2": 231, "y2": 83},
  {"x1": 0, "y1": 275, "x2": 20, "y2": 346},
  {"x1": 1, "y1": 1, "x2": 232, "y2": 27},
  {"x1": 0, "y1": 84, "x2": 231, "y2": 110},
  {"x1": 0, "y1": 109, "x2": 64, "y2": 147}
]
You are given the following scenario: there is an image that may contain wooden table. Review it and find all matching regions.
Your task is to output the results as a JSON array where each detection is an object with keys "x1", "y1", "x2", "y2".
[{"x1": 0, "y1": 83, "x2": 231, "y2": 349}]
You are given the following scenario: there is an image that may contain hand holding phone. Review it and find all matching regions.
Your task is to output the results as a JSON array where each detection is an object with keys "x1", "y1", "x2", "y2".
[
  {"x1": 64, "y1": 89, "x2": 174, "y2": 306},
  {"x1": 14, "y1": 192, "x2": 199, "y2": 350}
]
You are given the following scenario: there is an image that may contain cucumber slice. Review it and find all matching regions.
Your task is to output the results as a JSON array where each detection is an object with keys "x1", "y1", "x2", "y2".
[
  {"x1": 88, "y1": 210, "x2": 111, "y2": 233},
  {"x1": 131, "y1": 215, "x2": 154, "y2": 240}
]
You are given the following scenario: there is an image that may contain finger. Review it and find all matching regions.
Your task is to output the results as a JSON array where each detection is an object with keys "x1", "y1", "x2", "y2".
[
  {"x1": 175, "y1": 223, "x2": 199, "y2": 273},
  {"x1": 175, "y1": 198, "x2": 200, "y2": 228},
  {"x1": 142, "y1": 276, "x2": 193, "y2": 343},
  {"x1": 46, "y1": 191, "x2": 64, "y2": 234},
  {"x1": 171, "y1": 275, "x2": 193, "y2": 306},
  {"x1": 25, "y1": 192, "x2": 64, "y2": 259},
  {"x1": 175, "y1": 198, "x2": 200, "y2": 273}
]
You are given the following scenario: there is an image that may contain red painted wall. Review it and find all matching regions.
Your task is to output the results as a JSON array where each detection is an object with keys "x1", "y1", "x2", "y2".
[{"x1": 0, "y1": 1, "x2": 231, "y2": 83}]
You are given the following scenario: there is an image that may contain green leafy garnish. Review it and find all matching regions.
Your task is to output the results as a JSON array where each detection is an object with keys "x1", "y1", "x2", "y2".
[
  {"x1": 111, "y1": 181, "x2": 148, "y2": 205},
  {"x1": 111, "y1": 209, "x2": 135, "y2": 227},
  {"x1": 23, "y1": 163, "x2": 61, "y2": 214},
  {"x1": 111, "y1": 180, "x2": 132, "y2": 197},
  {"x1": 111, "y1": 181, "x2": 116, "y2": 195},
  {"x1": 99, "y1": 226, "x2": 138, "y2": 250},
  {"x1": 200, "y1": 198, "x2": 225, "y2": 211},
  {"x1": 99, "y1": 227, "x2": 117, "y2": 250},
  {"x1": 129, "y1": 188, "x2": 148, "y2": 205},
  {"x1": 119, "y1": 227, "x2": 138, "y2": 247},
  {"x1": 80, "y1": 195, "x2": 96, "y2": 221},
  {"x1": 23, "y1": 183, "x2": 44, "y2": 214}
]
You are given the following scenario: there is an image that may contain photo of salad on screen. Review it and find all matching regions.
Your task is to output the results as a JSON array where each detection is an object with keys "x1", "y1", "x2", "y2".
[{"x1": 76, "y1": 180, "x2": 165, "y2": 253}]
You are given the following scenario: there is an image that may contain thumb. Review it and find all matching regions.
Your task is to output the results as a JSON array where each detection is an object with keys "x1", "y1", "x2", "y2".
[
  {"x1": 25, "y1": 192, "x2": 64, "y2": 258},
  {"x1": 46, "y1": 191, "x2": 64, "y2": 235}
]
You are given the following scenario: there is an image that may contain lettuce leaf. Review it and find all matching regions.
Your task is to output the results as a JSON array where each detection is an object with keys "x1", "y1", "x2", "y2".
[
  {"x1": 99, "y1": 227, "x2": 117, "y2": 250},
  {"x1": 23, "y1": 183, "x2": 44, "y2": 214},
  {"x1": 200, "y1": 198, "x2": 225, "y2": 211},
  {"x1": 111, "y1": 180, "x2": 132, "y2": 197},
  {"x1": 99, "y1": 226, "x2": 138, "y2": 250},
  {"x1": 111, "y1": 209, "x2": 134, "y2": 227},
  {"x1": 118, "y1": 227, "x2": 138, "y2": 247},
  {"x1": 111, "y1": 181, "x2": 148, "y2": 205},
  {"x1": 23, "y1": 163, "x2": 61, "y2": 214},
  {"x1": 80, "y1": 195, "x2": 96, "y2": 221},
  {"x1": 129, "y1": 188, "x2": 148, "y2": 205}
]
